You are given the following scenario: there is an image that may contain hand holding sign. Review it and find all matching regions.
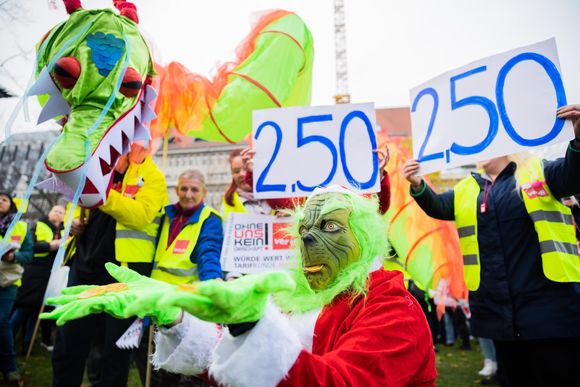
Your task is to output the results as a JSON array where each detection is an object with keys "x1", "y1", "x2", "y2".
[{"x1": 557, "y1": 104, "x2": 580, "y2": 136}]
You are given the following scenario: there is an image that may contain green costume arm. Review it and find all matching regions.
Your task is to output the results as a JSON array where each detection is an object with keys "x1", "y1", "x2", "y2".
[
  {"x1": 40, "y1": 263, "x2": 180, "y2": 326},
  {"x1": 158, "y1": 272, "x2": 295, "y2": 324}
]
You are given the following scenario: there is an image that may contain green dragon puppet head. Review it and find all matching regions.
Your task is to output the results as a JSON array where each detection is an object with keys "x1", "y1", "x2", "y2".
[
  {"x1": 275, "y1": 186, "x2": 389, "y2": 313},
  {"x1": 30, "y1": 0, "x2": 156, "y2": 207}
]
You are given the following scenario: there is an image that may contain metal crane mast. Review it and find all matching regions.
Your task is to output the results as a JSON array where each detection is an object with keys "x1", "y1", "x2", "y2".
[{"x1": 333, "y1": 0, "x2": 351, "y2": 104}]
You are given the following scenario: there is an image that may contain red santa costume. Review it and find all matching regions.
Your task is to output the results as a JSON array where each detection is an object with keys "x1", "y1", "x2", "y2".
[{"x1": 153, "y1": 262, "x2": 437, "y2": 387}]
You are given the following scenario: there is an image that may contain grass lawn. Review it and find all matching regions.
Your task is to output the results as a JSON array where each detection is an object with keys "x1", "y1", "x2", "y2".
[{"x1": 6, "y1": 338, "x2": 491, "y2": 386}]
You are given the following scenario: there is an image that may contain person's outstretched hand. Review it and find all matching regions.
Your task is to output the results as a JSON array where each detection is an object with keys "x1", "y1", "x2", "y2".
[
  {"x1": 40, "y1": 263, "x2": 181, "y2": 326},
  {"x1": 557, "y1": 104, "x2": 580, "y2": 137},
  {"x1": 158, "y1": 271, "x2": 295, "y2": 324}
]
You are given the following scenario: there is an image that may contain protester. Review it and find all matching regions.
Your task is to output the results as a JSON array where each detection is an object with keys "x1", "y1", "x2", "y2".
[
  {"x1": 51, "y1": 146, "x2": 168, "y2": 387},
  {"x1": 135, "y1": 169, "x2": 223, "y2": 386},
  {"x1": 11, "y1": 204, "x2": 65, "y2": 354},
  {"x1": 0, "y1": 192, "x2": 33, "y2": 385},
  {"x1": 151, "y1": 169, "x2": 223, "y2": 284},
  {"x1": 221, "y1": 149, "x2": 290, "y2": 218},
  {"x1": 403, "y1": 104, "x2": 580, "y2": 386},
  {"x1": 42, "y1": 186, "x2": 437, "y2": 386}
]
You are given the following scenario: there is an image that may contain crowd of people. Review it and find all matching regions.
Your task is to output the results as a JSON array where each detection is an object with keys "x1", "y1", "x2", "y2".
[
  {"x1": 0, "y1": 106, "x2": 577, "y2": 387},
  {"x1": 3, "y1": 1, "x2": 579, "y2": 386}
]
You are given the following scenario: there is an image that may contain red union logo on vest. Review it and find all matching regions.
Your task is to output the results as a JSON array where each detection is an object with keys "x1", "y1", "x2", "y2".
[
  {"x1": 522, "y1": 181, "x2": 548, "y2": 199},
  {"x1": 173, "y1": 239, "x2": 189, "y2": 254}
]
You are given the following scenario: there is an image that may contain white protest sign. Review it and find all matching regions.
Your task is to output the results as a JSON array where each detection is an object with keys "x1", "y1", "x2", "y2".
[
  {"x1": 221, "y1": 213, "x2": 296, "y2": 274},
  {"x1": 410, "y1": 38, "x2": 573, "y2": 175},
  {"x1": 252, "y1": 103, "x2": 380, "y2": 199}
]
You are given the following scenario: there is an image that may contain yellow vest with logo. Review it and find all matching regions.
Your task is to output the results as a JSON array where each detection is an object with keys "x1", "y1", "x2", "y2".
[
  {"x1": 454, "y1": 159, "x2": 580, "y2": 291},
  {"x1": 151, "y1": 206, "x2": 221, "y2": 285},
  {"x1": 114, "y1": 160, "x2": 164, "y2": 264},
  {"x1": 8, "y1": 221, "x2": 28, "y2": 287},
  {"x1": 34, "y1": 221, "x2": 64, "y2": 258}
]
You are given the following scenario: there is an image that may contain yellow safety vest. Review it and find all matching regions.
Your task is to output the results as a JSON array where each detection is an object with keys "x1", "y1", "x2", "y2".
[
  {"x1": 34, "y1": 221, "x2": 64, "y2": 258},
  {"x1": 221, "y1": 192, "x2": 247, "y2": 221},
  {"x1": 9, "y1": 221, "x2": 28, "y2": 287},
  {"x1": 113, "y1": 158, "x2": 165, "y2": 263},
  {"x1": 454, "y1": 159, "x2": 580, "y2": 291},
  {"x1": 151, "y1": 206, "x2": 221, "y2": 285}
]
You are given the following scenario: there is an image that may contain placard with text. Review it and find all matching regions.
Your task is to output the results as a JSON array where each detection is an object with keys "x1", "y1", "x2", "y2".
[
  {"x1": 252, "y1": 103, "x2": 380, "y2": 199},
  {"x1": 221, "y1": 213, "x2": 296, "y2": 274},
  {"x1": 410, "y1": 38, "x2": 572, "y2": 174}
]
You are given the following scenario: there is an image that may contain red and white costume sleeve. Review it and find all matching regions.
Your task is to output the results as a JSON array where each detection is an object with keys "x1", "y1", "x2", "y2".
[{"x1": 154, "y1": 269, "x2": 437, "y2": 387}]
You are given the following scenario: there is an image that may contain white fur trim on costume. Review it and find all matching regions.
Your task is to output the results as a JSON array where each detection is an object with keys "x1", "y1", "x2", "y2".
[
  {"x1": 209, "y1": 301, "x2": 303, "y2": 387},
  {"x1": 288, "y1": 308, "x2": 320, "y2": 352},
  {"x1": 153, "y1": 312, "x2": 220, "y2": 375},
  {"x1": 305, "y1": 184, "x2": 357, "y2": 205}
]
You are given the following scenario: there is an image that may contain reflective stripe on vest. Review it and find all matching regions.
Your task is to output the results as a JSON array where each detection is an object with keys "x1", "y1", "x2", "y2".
[
  {"x1": 34, "y1": 221, "x2": 63, "y2": 258},
  {"x1": 115, "y1": 213, "x2": 162, "y2": 263},
  {"x1": 517, "y1": 158, "x2": 580, "y2": 283},
  {"x1": 453, "y1": 177, "x2": 481, "y2": 291},
  {"x1": 151, "y1": 206, "x2": 221, "y2": 285},
  {"x1": 454, "y1": 159, "x2": 580, "y2": 291}
]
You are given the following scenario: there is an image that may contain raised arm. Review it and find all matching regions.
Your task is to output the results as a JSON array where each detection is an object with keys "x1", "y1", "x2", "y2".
[{"x1": 403, "y1": 159, "x2": 456, "y2": 221}]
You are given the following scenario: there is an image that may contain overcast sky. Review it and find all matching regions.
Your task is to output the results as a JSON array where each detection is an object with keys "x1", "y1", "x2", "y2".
[{"x1": 1, "y1": 0, "x2": 579, "y2": 141}]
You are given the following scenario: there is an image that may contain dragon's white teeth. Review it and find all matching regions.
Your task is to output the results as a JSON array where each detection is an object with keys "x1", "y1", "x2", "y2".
[
  {"x1": 134, "y1": 122, "x2": 151, "y2": 143},
  {"x1": 144, "y1": 84, "x2": 157, "y2": 105},
  {"x1": 79, "y1": 193, "x2": 103, "y2": 207},
  {"x1": 141, "y1": 104, "x2": 156, "y2": 124},
  {"x1": 37, "y1": 92, "x2": 70, "y2": 124},
  {"x1": 29, "y1": 67, "x2": 71, "y2": 124},
  {"x1": 36, "y1": 176, "x2": 74, "y2": 199},
  {"x1": 28, "y1": 67, "x2": 57, "y2": 96},
  {"x1": 109, "y1": 129, "x2": 123, "y2": 154},
  {"x1": 133, "y1": 104, "x2": 141, "y2": 122}
]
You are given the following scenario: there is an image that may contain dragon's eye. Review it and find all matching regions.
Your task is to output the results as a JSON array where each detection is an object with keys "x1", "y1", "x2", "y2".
[
  {"x1": 323, "y1": 221, "x2": 340, "y2": 232},
  {"x1": 120, "y1": 67, "x2": 143, "y2": 97},
  {"x1": 53, "y1": 56, "x2": 81, "y2": 89}
]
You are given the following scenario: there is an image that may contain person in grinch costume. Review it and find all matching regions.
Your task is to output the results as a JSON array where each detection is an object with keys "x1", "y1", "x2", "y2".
[{"x1": 42, "y1": 186, "x2": 437, "y2": 386}]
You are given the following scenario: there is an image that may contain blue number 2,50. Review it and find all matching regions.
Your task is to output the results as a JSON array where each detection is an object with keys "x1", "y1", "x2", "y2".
[{"x1": 255, "y1": 111, "x2": 379, "y2": 194}]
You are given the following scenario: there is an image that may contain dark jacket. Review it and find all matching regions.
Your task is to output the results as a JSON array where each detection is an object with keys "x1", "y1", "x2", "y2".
[
  {"x1": 162, "y1": 203, "x2": 223, "y2": 281},
  {"x1": 411, "y1": 141, "x2": 580, "y2": 341},
  {"x1": 14, "y1": 218, "x2": 63, "y2": 308}
]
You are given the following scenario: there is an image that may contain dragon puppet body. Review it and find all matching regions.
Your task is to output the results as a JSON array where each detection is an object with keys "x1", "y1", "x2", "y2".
[{"x1": 25, "y1": 0, "x2": 313, "y2": 208}]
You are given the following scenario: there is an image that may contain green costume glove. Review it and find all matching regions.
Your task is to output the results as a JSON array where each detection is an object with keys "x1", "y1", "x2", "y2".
[
  {"x1": 40, "y1": 263, "x2": 181, "y2": 326},
  {"x1": 158, "y1": 271, "x2": 295, "y2": 324}
]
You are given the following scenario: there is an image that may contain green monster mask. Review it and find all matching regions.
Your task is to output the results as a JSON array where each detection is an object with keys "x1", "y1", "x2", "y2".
[
  {"x1": 30, "y1": 5, "x2": 156, "y2": 207},
  {"x1": 275, "y1": 188, "x2": 389, "y2": 313},
  {"x1": 299, "y1": 194, "x2": 361, "y2": 290}
]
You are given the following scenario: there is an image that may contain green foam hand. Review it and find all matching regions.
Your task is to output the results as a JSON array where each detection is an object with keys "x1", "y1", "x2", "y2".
[
  {"x1": 40, "y1": 263, "x2": 181, "y2": 326},
  {"x1": 158, "y1": 271, "x2": 296, "y2": 324}
]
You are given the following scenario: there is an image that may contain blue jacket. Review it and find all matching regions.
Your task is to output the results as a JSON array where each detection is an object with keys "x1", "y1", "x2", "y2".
[
  {"x1": 411, "y1": 141, "x2": 580, "y2": 341},
  {"x1": 162, "y1": 203, "x2": 223, "y2": 281}
]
